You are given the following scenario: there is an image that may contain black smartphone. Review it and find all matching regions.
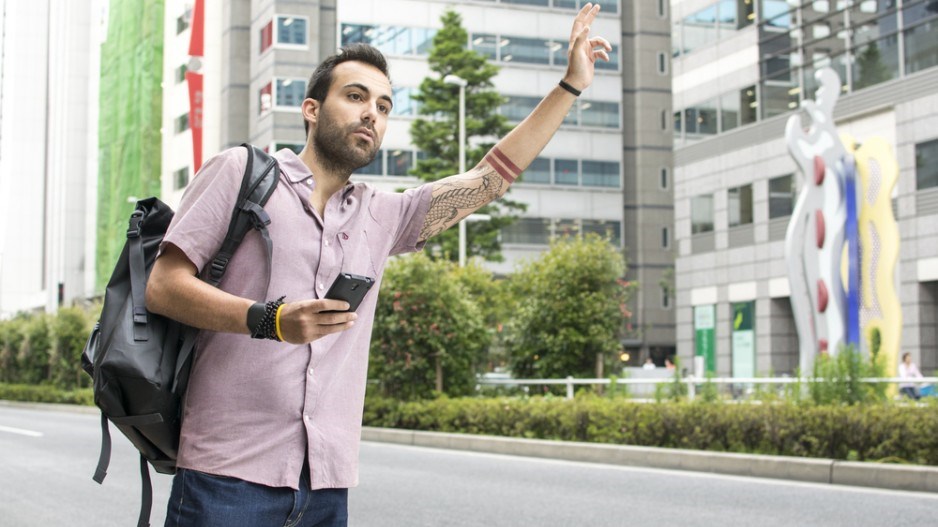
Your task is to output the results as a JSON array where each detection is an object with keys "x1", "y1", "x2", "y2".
[{"x1": 324, "y1": 273, "x2": 375, "y2": 312}]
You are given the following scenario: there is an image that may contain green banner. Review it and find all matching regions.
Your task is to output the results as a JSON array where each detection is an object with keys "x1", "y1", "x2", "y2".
[
  {"x1": 731, "y1": 302, "x2": 755, "y2": 378},
  {"x1": 694, "y1": 305, "x2": 716, "y2": 374}
]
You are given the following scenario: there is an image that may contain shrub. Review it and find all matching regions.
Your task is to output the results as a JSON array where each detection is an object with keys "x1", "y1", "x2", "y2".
[{"x1": 362, "y1": 395, "x2": 938, "y2": 465}]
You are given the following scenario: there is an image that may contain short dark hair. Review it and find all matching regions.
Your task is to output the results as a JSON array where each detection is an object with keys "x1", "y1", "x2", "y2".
[{"x1": 303, "y1": 43, "x2": 390, "y2": 136}]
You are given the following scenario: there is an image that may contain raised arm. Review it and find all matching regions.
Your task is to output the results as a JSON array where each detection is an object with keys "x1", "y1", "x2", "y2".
[{"x1": 419, "y1": 3, "x2": 611, "y2": 242}]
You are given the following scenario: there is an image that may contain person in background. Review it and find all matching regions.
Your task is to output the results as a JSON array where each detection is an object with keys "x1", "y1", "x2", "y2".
[
  {"x1": 898, "y1": 352, "x2": 924, "y2": 400},
  {"x1": 643, "y1": 357, "x2": 656, "y2": 370}
]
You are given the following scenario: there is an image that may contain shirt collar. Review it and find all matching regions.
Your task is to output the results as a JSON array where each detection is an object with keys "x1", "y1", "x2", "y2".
[{"x1": 274, "y1": 148, "x2": 357, "y2": 199}]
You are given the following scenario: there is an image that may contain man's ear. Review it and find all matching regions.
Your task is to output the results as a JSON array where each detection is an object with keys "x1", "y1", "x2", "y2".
[{"x1": 301, "y1": 98, "x2": 320, "y2": 126}]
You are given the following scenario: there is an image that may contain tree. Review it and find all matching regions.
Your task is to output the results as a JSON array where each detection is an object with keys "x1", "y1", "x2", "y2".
[
  {"x1": 410, "y1": 10, "x2": 525, "y2": 263},
  {"x1": 451, "y1": 263, "x2": 518, "y2": 371},
  {"x1": 369, "y1": 253, "x2": 490, "y2": 400},
  {"x1": 505, "y1": 234, "x2": 634, "y2": 381}
]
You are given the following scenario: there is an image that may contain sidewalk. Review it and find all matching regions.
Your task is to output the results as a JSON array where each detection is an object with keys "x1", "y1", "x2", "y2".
[{"x1": 362, "y1": 427, "x2": 938, "y2": 494}]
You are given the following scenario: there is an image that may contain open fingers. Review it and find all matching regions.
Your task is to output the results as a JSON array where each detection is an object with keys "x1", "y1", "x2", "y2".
[{"x1": 570, "y1": 3, "x2": 600, "y2": 42}]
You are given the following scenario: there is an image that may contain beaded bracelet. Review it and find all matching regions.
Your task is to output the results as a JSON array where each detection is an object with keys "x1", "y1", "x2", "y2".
[{"x1": 249, "y1": 296, "x2": 286, "y2": 341}]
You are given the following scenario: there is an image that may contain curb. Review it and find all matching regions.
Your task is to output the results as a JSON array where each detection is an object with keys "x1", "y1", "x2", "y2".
[{"x1": 361, "y1": 427, "x2": 938, "y2": 494}]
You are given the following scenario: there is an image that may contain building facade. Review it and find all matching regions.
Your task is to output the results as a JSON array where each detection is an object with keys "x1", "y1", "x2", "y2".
[
  {"x1": 671, "y1": 0, "x2": 938, "y2": 376},
  {"x1": 0, "y1": 0, "x2": 102, "y2": 316},
  {"x1": 162, "y1": 0, "x2": 677, "y2": 364}
]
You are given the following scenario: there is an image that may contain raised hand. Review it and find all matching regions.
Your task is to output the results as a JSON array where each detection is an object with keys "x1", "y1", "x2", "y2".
[{"x1": 563, "y1": 3, "x2": 612, "y2": 93}]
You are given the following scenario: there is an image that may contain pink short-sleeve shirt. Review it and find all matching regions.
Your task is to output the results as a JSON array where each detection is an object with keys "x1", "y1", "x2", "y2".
[{"x1": 161, "y1": 147, "x2": 431, "y2": 490}]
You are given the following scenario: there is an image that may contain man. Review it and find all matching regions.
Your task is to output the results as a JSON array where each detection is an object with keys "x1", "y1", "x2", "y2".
[{"x1": 147, "y1": 4, "x2": 610, "y2": 526}]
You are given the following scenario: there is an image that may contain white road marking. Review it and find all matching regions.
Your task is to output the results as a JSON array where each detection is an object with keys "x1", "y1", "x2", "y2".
[{"x1": 0, "y1": 425, "x2": 44, "y2": 437}]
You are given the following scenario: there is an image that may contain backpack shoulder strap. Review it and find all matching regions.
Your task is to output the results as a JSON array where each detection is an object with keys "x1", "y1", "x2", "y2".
[{"x1": 206, "y1": 144, "x2": 280, "y2": 295}]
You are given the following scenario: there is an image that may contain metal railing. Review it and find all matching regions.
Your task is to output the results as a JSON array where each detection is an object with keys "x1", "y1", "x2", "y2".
[{"x1": 476, "y1": 375, "x2": 938, "y2": 401}]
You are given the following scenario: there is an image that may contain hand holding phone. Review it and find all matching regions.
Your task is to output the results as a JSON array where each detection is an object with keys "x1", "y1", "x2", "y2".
[{"x1": 324, "y1": 273, "x2": 375, "y2": 312}]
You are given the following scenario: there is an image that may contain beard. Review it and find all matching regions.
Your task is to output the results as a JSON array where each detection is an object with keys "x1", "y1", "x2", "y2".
[{"x1": 312, "y1": 108, "x2": 379, "y2": 177}]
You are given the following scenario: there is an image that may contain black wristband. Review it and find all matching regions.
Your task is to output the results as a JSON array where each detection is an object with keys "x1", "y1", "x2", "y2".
[
  {"x1": 246, "y1": 302, "x2": 266, "y2": 335},
  {"x1": 250, "y1": 296, "x2": 286, "y2": 341},
  {"x1": 558, "y1": 79, "x2": 581, "y2": 97}
]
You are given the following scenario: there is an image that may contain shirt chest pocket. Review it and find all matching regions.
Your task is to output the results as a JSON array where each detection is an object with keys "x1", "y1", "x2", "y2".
[{"x1": 336, "y1": 228, "x2": 382, "y2": 279}]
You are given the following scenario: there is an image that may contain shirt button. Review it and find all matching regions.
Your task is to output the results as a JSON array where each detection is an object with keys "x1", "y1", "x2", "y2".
[
  {"x1": 306, "y1": 179, "x2": 312, "y2": 186},
  {"x1": 324, "y1": 240, "x2": 330, "y2": 247},
  {"x1": 308, "y1": 368, "x2": 314, "y2": 376},
  {"x1": 304, "y1": 415, "x2": 311, "y2": 422},
  {"x1": 318, "y1": 283, "x2": 324, "y2": 290}
]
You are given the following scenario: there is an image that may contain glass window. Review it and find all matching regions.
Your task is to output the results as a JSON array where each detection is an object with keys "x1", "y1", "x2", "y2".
[
  {"x1": 501, "y1": 37, "x2": 550, "y2": 65},
  {"x1": 582, "y1": 220, "x2": 622, "y2": 245},
  {"x1": 691, "y1": 195, "x2": 714, "y2": 234},
  {"x1": 175, "y1": 64, "x2": 188, "y2": 84},
  {"x1": 554, "y1": 159, "x2": 579, "y2": 185},
  {"x1": 761, "y1": 75, "x2": 799, "y2": 118},
  {"x1": 502, "y1": 218, "x2": 551, "y2": 245},
  {"x1": 358, "y1": 150, "x2": 384, "y2": 175},
  {"x1": 596, "y1": 44, "x2": 620, "y2": 71},
  {"x1": 520, "y1": 157, "x2": 551, "y2": 184},
  {"x1": 761, "y1": 0, "x2": 793, "y2": 28},
  {"x1": 904, "y1": 19, "x2": 938, "y2": 76},
  {"x1": 728, "y1": 184, "x2": 753, "y2": 226},
  {"x1": 177, "y1": 13, "x2": 190, "y2": 35},
  {"x1": 387, "y1": 150, "x2": 413, "y2": 176},
  {"x1": 662, "y1": 285, "x2": 671, "y2": 309},
  {"x1": 657, "y1": 51, "x2": 668, "y2": 74},
  {"x1": 260, "y1": 20, "x2": 273, "y2": 53},
  {"x1": 593, "y1": 0, "x2": 620, "y2": 14},
  {"x1": 662, "y1": 226, "x2": 670, "y2": 248},
  {"x1": 683, "y1": 5, "x2": 718, "y2": 54},
  {"x1": 259, "y1": 82, "x2": 272, "y2": 114},
  {"x1": 275, "y1": 79, "x2": 305, "y2": 107},
  {"x1": 769, "y1": 174, "x2": 796, "y2": 218},
  {"x1": 175, "y1": 113, "x2": 189, "y2": 134},
  {"x1": 277, "y1": 17, "x2": 307, "y2": 46},
  {"x1": 502, "y1": 0, "x2": 549, "y2": 5},
  {"x1": 554, "y1": 0, "x2": 579, "y2": 9},
  {"x1": 740, "y1": 86, "x2": 758, "y2": 125},
  {"x1": 721, "y1": 91, "x2": 740, "y2": 131},
  {"x1": 392, "y1": 87, "x2": 417, "y2": 116},
  {"x1": 687, "y1": 99, "x2": 718, "y2": 136},
  {"x1": 582, "y1": 161, "x2": 620, "y2": 187},
  {"x1": 916, "y1": 139, "x2": 938, "y2": 191},
  {"x1": 412, "y1": 28, "x2": 436, "y2": 55},
  {"x1": 471, "y1": 33, "x2": 498, "y2": 61},
  {"x1": 173, "y1": 167, "x2": 189, "y2": 190},
  {"x1": 673, "y1": 110, "x2": 682, "y2": 136},
  {"x1": 852, "y1": 36, "x2": 899, "y2": 91},
  {"x1": 340, "y1": 24, "x2": 373, "y2": 47},
  {"x1": 372, "y1": 26, "x2": 412, "y2": 56},
  {"x1": 554, "y1": 218, "x2": 580, "y2": 238},
  {"x1": 550, "y1": 40, "x2": 568, "y2": 67},
  {"x1": 580, "y1": 100, "x2": 620, "y2": 128},
  {"x1": 672, "y1": 21, "x2": 683, "y2": 57},
  {"x1": 660, "y1": 167, "x2": 669, "y2": 190},
  {"x1": 501, "y1": 96, "x2": 540, "y2": 122}
]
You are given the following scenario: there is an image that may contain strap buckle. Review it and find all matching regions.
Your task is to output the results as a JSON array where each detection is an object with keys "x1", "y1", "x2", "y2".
[{"x1": 126, "y1": 210, "x2": 144, "y2": 239}]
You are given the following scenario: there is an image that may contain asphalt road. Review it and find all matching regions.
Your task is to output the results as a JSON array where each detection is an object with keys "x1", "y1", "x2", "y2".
[{"x1": 3, "y1": 404, "x2": 937, "y2": 527}]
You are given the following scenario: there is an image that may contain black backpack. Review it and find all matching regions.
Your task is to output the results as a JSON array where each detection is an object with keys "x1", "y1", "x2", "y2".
[{"x1": 81, "y1": 144, "x2": 280, "y2": 527}]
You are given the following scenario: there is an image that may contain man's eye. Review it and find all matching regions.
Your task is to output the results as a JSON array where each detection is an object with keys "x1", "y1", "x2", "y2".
[
  {"x1": 378, "y1": 105, "x2": 391, "y2": 115},
  {"x1": 349, "y1": 93, "x2": 362, "y2": 101}
]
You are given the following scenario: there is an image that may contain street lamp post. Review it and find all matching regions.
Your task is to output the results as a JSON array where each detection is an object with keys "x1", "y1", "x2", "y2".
[{"x1": 443, "y1": 74, "x2": 470, "y2": 267}]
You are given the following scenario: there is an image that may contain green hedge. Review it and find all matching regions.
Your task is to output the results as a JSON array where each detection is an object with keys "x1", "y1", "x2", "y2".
[
  {"x1": 364, "y1": 395, "x2": 938, "y2": 465},
  {"x1": 0, "y1": 383, "x2": 94, "y2": 406}
]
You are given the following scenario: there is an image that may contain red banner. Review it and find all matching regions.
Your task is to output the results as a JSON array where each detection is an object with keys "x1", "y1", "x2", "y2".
[
  {"x1": 188, "y1": 0, "x2": 204, "y2": 58},
  {"x1": 186, "y1": 71, "x2": 204, "y2": 172}
]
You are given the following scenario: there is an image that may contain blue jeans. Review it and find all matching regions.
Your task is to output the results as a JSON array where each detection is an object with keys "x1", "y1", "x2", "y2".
[{"x1": 164, "y1": 464, "x2": 348, "y2": 527}]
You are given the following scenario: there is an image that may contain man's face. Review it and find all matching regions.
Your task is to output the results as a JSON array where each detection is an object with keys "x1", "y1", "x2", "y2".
[{"x1": 311, "y1": 61, "x2": 392, "y2": 175}]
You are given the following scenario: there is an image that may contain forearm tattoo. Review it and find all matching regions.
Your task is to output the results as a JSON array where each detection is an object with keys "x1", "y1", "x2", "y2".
[
  {"x1": 485, "y1": 147, "x2": 522, "y2": 183},
  {"x1": 419, "y1": 151, "x2": 521, "y2": 241}
]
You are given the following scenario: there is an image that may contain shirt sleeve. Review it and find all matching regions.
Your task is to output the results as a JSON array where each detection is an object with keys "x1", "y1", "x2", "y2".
[
  {"x1": 367, "y1": 183, "x2": 433, "y2": 256},
  {"x1": 160, "y1": 147, "x2": 249, "y2": 273}
]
